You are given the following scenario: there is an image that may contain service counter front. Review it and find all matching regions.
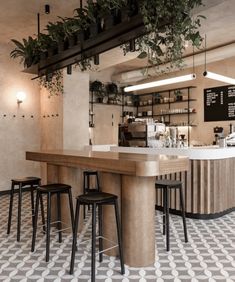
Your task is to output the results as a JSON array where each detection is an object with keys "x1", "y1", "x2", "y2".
[
  {"x1": 107, "y1": 145, "x2": 235, "y2": 219},
  {"x1": 26, "y1": 149, "x2": 188, "y2": 267}
]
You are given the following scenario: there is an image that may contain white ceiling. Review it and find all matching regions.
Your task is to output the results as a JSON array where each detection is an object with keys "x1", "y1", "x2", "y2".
[{"x1": 1, "y1": 0, "x2": 235, "y2": 75}]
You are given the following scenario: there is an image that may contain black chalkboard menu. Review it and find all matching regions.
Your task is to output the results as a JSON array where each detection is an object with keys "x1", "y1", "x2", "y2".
[{"x1": 204, "y1": 85, "x2": 235, "y2": 121}]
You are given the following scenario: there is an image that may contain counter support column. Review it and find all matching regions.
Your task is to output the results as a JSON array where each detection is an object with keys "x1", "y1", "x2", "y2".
[{"x1": 122, "y1": 175, "x2": 156, "y2": 267}]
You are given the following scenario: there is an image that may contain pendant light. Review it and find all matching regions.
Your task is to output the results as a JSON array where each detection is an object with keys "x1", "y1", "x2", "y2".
[
  {"x1": 203, "y1": 71, "x2": 235, "y2": 85},
  {"x1": 124, "y1": 74, "x2": 196, "y2": 92},
  {"x1": 203, "y1": 35, "x2": 235, "y2": 85}
]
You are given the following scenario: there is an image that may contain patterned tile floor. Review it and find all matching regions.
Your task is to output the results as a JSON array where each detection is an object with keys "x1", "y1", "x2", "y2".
[{"x1": 0, "y1": 192, "x2": 235, "y2": 281}]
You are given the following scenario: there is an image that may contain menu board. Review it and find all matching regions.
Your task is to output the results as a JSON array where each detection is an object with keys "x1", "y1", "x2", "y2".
[{"x1": 204, "y1": 85, "x2": 235, "y2": 121}]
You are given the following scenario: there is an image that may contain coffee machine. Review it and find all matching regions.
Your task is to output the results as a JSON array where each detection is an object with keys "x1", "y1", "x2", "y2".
[{"x1": 213, "y1": 126, "x2": 224, "y2": 145}]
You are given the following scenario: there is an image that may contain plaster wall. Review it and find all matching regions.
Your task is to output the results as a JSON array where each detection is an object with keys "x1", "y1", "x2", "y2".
[
  {"x1": 63, "y1": 69, "x2": 89, "y2": 150},
  {"x1": 0, "y1": 43, "x2": 41, "y2": 191}
]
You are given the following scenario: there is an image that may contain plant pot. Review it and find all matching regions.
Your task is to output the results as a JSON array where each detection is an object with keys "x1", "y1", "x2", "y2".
[
  {"x1": 127, "y1": 0, "x2": 139, "y2": 17},
  {"x1": 121, "y1": 7, "x2": 130, "y2": 22},
  {"x1": 40, "y1": 51, "x2": 48, "y2": 61},
  {"x1": 111, "y1": 9, "x2": 122, "y2": 25},
  {"x1": 97, "y1": 97, "x2": 103, "y2": 103},
  {"x1": 90, "y1": 23, "x2": 99, "y2": 37},
  {"x1": 104, "y1": 14, "x2": 114, "y2": 30},
  {"x1": 176, "y1": 95, "x2": 183, "y2": 101},
  {"x1": 68, "y1": 35, "x2": 77, "y2": 48},
  {"x1": 57, "y1": 41, "x2": 65, "y2": 53},
  {"x1": 48, "y1": 46, "x2": 58, "y2": 57}
]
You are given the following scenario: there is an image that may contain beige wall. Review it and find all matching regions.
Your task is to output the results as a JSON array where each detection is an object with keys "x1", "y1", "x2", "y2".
[
  {"x1": 0, "y1": 43, "x2": 41, "y2": 191},
  {"x1": 63, "y1": 69, "x2": 89, "y2": 150}
]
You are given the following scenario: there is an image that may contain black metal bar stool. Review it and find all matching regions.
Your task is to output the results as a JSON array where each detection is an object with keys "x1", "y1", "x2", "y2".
[
  {"x1": 83, "y1": 170, "x2": 100, "y2": 218},
  {"x1": 7, "y1": 176, "x2": 45, "y2": 242},
  {"x1": 155, "y1": 179, "x2": 188, "y2": 251},
  {"x1": 70, "y1": 192, "x2": 125, "y2": 282},
  {"x1": 31, "y1": 183, "x2": 74, "y2": 262}
]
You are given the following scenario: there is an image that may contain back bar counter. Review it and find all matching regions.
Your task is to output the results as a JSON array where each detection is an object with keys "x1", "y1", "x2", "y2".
[
  {"x1": 26, "y1": 150, "x2": 189, "y2": 267},
  {"x1": 109, "y1": 146, "x2": 235, "y2": 219}
]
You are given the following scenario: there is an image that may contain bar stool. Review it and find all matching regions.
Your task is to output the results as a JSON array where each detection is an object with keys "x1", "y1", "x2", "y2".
[
  {"x1": 70, "y1": 192, "x2": 125, "y2": 282},
  {"x1": 7, "y1": 176, "x2": 45, "y2": 242},
  {"x1": 155, "y1": 179, "x2": 188, "y2": 251},
  {"x1": 83, "y1": 170, "x2": 100, "y2": 218},
  {"x1": 31, "y1": 183, "x2": 74, "y2": 262}
]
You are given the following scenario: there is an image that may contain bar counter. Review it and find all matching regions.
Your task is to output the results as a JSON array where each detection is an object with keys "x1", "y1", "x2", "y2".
[
  {"x1": 108, "y1": 146, "x2": 235, "y2": 218},
  {"x1": 26, "y1": 149, "x2": 189, "y2": 267}
]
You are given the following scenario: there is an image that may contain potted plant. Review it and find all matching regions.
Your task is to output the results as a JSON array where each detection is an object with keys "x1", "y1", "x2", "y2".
[
  {"x1": 154, "y1": 93, "x2": 162, "y2": 104},
  {"x1": 46, "y1": 21, "x2": 66, "y2": 52},
  {"x1": 174, "y1": 90, "x2": 183, "y2": 101},
  {"x1": 90, "y1": 80, "x2": 106, "y2": 103},
  {"x1": 10, "y1": 36, "x2": 40, "y2": 68}
]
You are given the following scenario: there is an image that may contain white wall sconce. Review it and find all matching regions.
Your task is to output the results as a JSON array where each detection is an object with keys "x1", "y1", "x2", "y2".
[{"x1": 16, "y1": 91, "x2": 26, "y2": 104}]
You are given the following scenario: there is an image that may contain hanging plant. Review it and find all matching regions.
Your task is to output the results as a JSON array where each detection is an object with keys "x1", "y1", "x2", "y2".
[
  {"x1": 10, "y1": 36, "x2": 40, "y2": 68},
  {"x1": 38, "y1": 70, "x2": 63, "y2": 98},
  {"x1": 128, "y1": 0, "x2": 205, "y2": 74}
]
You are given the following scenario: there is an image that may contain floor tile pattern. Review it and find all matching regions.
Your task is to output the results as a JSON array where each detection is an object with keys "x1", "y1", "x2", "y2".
[{"x1": 0, "y1": 192, "x2": 235, "y2": 281}]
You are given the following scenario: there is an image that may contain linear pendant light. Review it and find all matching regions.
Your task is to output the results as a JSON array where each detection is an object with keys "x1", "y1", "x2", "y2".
[
  {"x1": 203, "y1": 71, "x2": 235, "y2": 85},
  {"x1": 124, "y1": 74, "x2": 196, "y2": 92}
]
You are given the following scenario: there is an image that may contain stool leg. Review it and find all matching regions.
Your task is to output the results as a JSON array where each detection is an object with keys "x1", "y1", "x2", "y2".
[
  {"x1": 165, "y1": 188, "x2": 170, "y2": 252},
  {"x1": 31, "y1": 191, "x2": 40, "y2": 252},
  {"x1": 30, "y1": 185, "x2": 35, "y2": 228},
  {"x1": 114, "y1": 199, "x2": 125, "y2": 275},
  {"x1": 39, "y1": 194, "x2": 46, "y2": 233},
  {"x1": 46, "y1": 192, "x2": 51, "y2": 262},
  {"x1": 68, "y1": 189, "x2": 75, "y2": 231},
  {"x1": 56, "y1": 192, "x2": 62, "y2": 243},
  {"x1": 96, "y1": 173, "x2": 100, "y2": 192},
  {"x1": 70, "y1": 199, "x2": 80, "y2": 275},
  {"x1": 17, "y1": 183, "x2": 23, "y2": 242},
  {"x1": 91, "y1": 203, "x2": 96, "y2": 282},
  {"x1": 163, "y1": 188, "x2": 166, "y2": 236},
  {"x1": 83, "y1": 173, "x2": 86, "y2": 219},
  {"x1": 7, "y1": 182, "x2": 15, "y2": 235},
  {"x1": 98, "y1": 205, "x2": 103, "y2": 262},
  {"x1": 179, "y1": 186, "x2": 188, "y2": 243}
]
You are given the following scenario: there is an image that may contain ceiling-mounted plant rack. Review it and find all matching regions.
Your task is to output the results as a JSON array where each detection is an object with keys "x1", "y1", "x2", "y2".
[{"x1": 25, "y1": 10, "x2": 145, "y2": 76}]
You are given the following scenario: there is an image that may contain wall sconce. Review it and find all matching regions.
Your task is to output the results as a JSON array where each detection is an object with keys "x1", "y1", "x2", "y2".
[{"x1": 16, "y1": 91, "x2": 26, "y2": 104}]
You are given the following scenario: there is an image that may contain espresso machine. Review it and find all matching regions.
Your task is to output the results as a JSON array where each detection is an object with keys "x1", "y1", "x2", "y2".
[{"x1": 213, "y1": 126, "x2": 224, "y2": 145}]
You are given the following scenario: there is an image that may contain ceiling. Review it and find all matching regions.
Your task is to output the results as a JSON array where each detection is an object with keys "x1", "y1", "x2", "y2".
[{"x1": 1, "y1": 0, "x2": 235, "y2": 77}]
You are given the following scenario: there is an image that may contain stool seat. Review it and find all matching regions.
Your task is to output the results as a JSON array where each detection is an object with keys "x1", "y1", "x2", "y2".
[
  {"x1": 11, "y1": 177, "x2": 41, "y2": 186},
  {"x1": 38, "y1": 183, "x2": 71, "y2": 193},
  {"x1": 31, "y1": 183, "x2": 74, "y2": 262},
  {"x1": 156, "y1": 180, "x2": 182, "y2": 188},
  {"x1": 7, "y1": 176, "x2": 42, "y2": 242},
  {"x1": 78, "y1": 192, "x2": 117, "y2": 204}
]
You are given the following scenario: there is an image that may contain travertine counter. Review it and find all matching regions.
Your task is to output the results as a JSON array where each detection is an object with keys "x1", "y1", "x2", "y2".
[{"x1": 26, "y1": 150, "x2": 189, "y2": 267}]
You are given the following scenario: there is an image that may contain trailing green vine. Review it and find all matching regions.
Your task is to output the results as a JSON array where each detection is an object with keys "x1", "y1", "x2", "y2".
[{"x1": 38, "y1": 70, "x2": 63, "y2": 98}]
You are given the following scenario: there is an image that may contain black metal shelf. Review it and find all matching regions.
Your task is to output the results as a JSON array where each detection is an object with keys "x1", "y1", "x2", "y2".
[
  {"x1": 137, "y1": 98, "x2": 197, "y2": 107},
  {"x1": 154, "y1": 112, "x2": 197, "y2": 117}
]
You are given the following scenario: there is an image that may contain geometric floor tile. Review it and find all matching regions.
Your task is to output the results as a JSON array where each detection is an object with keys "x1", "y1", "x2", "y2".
[{"x1": 1, "y1": 192, "x2": 235, "y2": 281}]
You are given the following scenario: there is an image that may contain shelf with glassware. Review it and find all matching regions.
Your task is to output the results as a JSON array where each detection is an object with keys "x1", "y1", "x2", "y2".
[{"x1": 132, "y1": 86, "x2": 197, "y2": 145}]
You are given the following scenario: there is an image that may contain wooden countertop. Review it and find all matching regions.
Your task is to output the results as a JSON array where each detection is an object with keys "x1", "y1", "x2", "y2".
[{"x1": 26, "y1": 150, "x2": 189, "y2": 177}]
